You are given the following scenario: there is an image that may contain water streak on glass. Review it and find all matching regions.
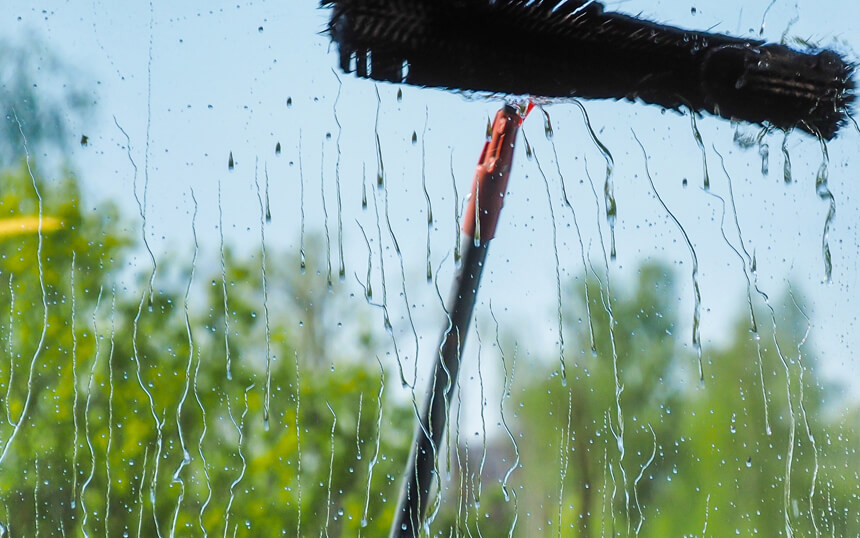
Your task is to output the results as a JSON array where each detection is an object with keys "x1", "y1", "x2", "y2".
[
  {"x1": 223, "y1": 384, "x2": 252, "y2": 538},
  {"x1": 171, "y1": 189, "x2": 198, "y2": 536},
  {"x1": 450, "y1": 151, "x2": 461, "y2": 264},
  {"x1": 332, "y1": 71, "x2": 346, "y2": 280},
  {"x1": 782, "y1": 130, "x2": 793, "y2": 183},
  {"x1": 557, "y1": 390, "x2": 574, "y2": 537},
  {"x1": 298, "y1": 132, "x2": 307, "y2": 273},
  {"x1": 69, "y1": 255, "x2": 80, "y2": 512},
  {"x1": 0, "y1": 115, "x2": 49, "y2": 469},
  {"x1": 374, "y1": 88, "x2": 385, "y2": 187},
  {"x1": 715, "y1": 148, "x2": 772, "y2": 435},
  {"x1": 80, "y1": 287, "x2": 103, "y2": 536},
  {"x1": 573, "y1": 100, "x2": 616, "y2": 259},
  {"x1": 421, "y1": 108, "x2": 433, "y2": 281},
  {"x1": 254, "y1": 160, "x2": 274, "y2": 430},
  {"x1": 585, "y1": 162, "x2": 629, "y2": 527},
  {"x1": 490, "y1": 303, "x2": 519, "y2": 537},
  {"x1": 359, "y1": 357, "x2": 385, "y2": 532},
  {"x1": 632, "y1": 425, "x2": 657, "y2": 536},
  {"x1": 634, "y1": 133, "x2": 703, "y2": 384},
  {"x1": 789, "y1": 288, "x2": 822, "y2": 537},
  {"x1": 814, "y1": 135, "x2": 835, "y2": 281},
  {"x1": 550, "y1": 137, "x2": 596, "y2": 355},
  {"x1": 320, "y1": 142, "x2": 334, "y2": 288},
  {"x1": 105, "y1": 290, "x2": 117, "y2": 531},
  {"x1": 689, "y1": 110, "x2": 710, "y2": 189},
  {"x1": 4, "y1": 274, "x2": 13, "y2": 428},
  {"x1": 526, "y1": 131, "x2": 566, "y2": 384},
  {"x1": 217, "y1": 177, "x2": 233, "y2": 381},
  {"x1": 324, "y1": 402, "x2": 337, "y2": 537}
]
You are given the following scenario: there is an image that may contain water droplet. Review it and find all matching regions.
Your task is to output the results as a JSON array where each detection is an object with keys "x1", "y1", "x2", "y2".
[
  {"x1": 228, "y1": 151, "x2": 235, "y2": 170},
  {"x1": 80, "y1": 134, "x2": 88, "y2": 146},
  {"x1": 746, "y1": 457, "x2": 752, "y2": 468},
  {"x1": 396, "y1": 88, "x2": 402, "y2": 102},
  {"x1": 286, "y1": 97, "x2": 292, "y2": 107},
  {"x1": 275, "y1": 142, "x2": 281, "y2": 155},
  {"x1": 258, "y1": 26, "x2": 264, "y2": 33},
  {"x1": 411, "y1": 131, "x2": 417, "y2": 145}
]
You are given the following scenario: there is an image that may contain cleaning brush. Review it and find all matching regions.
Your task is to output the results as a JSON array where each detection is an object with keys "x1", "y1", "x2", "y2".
[{"x1": 324, "y1": 0, "x2": 855, "y2": 139}]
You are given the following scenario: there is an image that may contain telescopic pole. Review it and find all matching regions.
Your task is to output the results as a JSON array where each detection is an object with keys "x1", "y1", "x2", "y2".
[{"x1": 391, "y1": 104, "x2": 524, "y2": 537}]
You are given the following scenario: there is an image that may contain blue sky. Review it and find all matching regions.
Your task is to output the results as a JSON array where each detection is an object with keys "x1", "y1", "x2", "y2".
[{"x1": 4, "y1": 0, "x2": 860, "y2": 410}]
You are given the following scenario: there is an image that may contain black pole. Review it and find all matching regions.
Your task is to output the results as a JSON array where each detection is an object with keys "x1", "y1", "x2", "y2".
[{"x1": 391, "y1": 104, "x2": 523, "y2": 536}]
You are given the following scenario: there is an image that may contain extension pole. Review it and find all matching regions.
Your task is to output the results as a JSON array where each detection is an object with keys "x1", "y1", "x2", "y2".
[{"x1": 391, "y1": 104, "x2": 524, "y2": 537}]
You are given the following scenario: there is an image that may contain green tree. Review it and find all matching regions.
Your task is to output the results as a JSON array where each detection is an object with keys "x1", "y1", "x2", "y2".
[
  {"x1": 0, "y1": 164, "x2": 413, "y2": 536},
  {"x1": 492, "y1": 265, "x2": 860, "y2": 537}
]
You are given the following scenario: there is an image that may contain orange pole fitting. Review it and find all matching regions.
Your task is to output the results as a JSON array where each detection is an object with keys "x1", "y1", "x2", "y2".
[{"x1": 462, "y1": 104, "x2": 523, "y2": 243}]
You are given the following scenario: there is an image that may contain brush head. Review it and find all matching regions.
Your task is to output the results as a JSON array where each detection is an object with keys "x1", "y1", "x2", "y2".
[{"x1": 324, "y1": 0, "x2": 855, "y2": 139}]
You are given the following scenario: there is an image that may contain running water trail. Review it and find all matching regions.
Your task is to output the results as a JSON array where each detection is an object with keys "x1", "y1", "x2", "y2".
[
  {"x1": 557, "y1": 389, "x2": 574, "y2": 538},
  {"x1": 361, "y1": 163, "x2": 368, "y2": 209},
  {"x1": 0, "y1": 113, "x2": 50, "y2": 468},
  {"x1": 132, "y1": 279, "x2": 165, "y2": 537},
  {"x1": 813, "y1": 135, "x2": 835, "y2": 281},
  {"x1": 490, "y1": 304, "x2": 519, "y2": 537},
  {"x1": 712, "y1": 148, "x2": 771, "y2": 434},
  {"x1": 359, "y1": 357, "x2": 384, "y2": 533},
  {"x1": 320, "y1": 142, "x2": 333, "y2": 288},
  {"x1": 547, "y1": 129, "x2": 596, "y2": 355},
  {"x1": 782, "y1": 130, "x2": 793, "y2": 183},
  {"x1": 421, "y1": 108, "x2": 433, "y2": 281},
  {"x1": 688, "y1": 110, "x2": 710, "y2": 189},
  {"x1": 573, "y1": 100, "x2": 616, "y2": 259},
  {"x1": 136, "y1": 447, "x2": 149, "y2": 537},
  {"x1": 702, "y1": 493, "x2": 712, "y2": 537},
  {"x1": 632, "y1": 425, "x2": 657, "y2": 535},
  {"x1": 381, "y1": 164, "x2": 421, "y2": 389},
  {"x1": 525, "y1": 130, "x2": 566, "y2": 384},
  {"x1": 788, "y1": 288, "x2": 820, "y2": 537},
  {"x1": 605, "y1": 412, "x2": 620, "y2": 535},
  {"x1": 265, "y1": 162, "x2": 272, "y2": 221},
  {"x1": 217, "y1": 177, "x2": 233, "y2": 381},
  {"x1": 324, "y1": 403, "x2": 337, "y2": 537},
  {"x1": 34, "y1": 457, "x2": 40, "y2": 536},
  {"x1": 450, "y1": 151, "x2": 462, "y2": 264},
  {"x1": 374, "y1": 87, "x2": 385, "y2": 187},
  {"x1": 355, "y1": 393, "x2": 363, "y2": 462},
  {"x1": 298, "y1": 131, "x2": 307, "y2": 273},
  {"x1": 368, "y1": 181, "x2": 409, "y2": 387},
  {"x1": 633, "y1": 132, "x2": 703, "y2": 384},
  {"x1": 332, "y1": 70, "x2": 346, "y2": 280},
  {"x1": 254, "y1": 161, "x2": 274, "y2": 430},
  {"x1": 293, "y1": 350, "x2": 303, "y2": 537},
  {"x1": 759, "y1": 0, "x2": 778, "y2": 34},
  {"x1": 80, "y1": 287, "x2": 103, "y2": 537},
  {"x1": 473, "y1": 324, "x2": 490, "y2": 530},
  {"x1": 170, "y1": 189, "x2": 198, "y2": 537},
  {"x1": 758, "y1": 128, "x2": 771, "y2": 176},
  {"x1": 4, "y1": 274, "x2": 13, "y2": 428},
  {"x1": 194, "y1": 343, "x2": 212, "y2": 537},
  {"x1": 223, "y1": 384, "x2": 252, "y2": 538},
  {"x1": 712, "y1": 151, "x2": 796, "y2": 531},
  {"x1": 584, "y1": 159, "x2": 629, "y2": 529},
  {"x1": 453, "y1": 352, "x2": 469, "y2": 536},
  {"x1": 422, "y1": 255, "x2": 456, "y2": 530},
  {"x1": 356, "y1": 221, "x2": 374, "y2": 298},
  {"x1": 105, "y1": 290, "x2": 117, "y2": 533},
  {"x1": 141, "y1": 0, "x2": 157, "y2": 306},
  {"x1": 69, "y1": 255, "x2": 81, "y2": 511}
]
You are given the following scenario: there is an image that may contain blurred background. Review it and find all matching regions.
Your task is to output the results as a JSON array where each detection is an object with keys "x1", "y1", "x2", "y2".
[{"x1": 0, "y1": 0, "x2": 858, "y2": 535}]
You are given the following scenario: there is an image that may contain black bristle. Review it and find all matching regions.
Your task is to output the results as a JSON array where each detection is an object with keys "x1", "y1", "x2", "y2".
[{"x1": 323, "y1": 0, "x2": 855, "y2": 139}]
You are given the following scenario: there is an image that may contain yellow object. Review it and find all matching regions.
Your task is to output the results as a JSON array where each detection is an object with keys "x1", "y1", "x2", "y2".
[{"x1": 0, "y1": 216, "x2": 63, "y2": 237}]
